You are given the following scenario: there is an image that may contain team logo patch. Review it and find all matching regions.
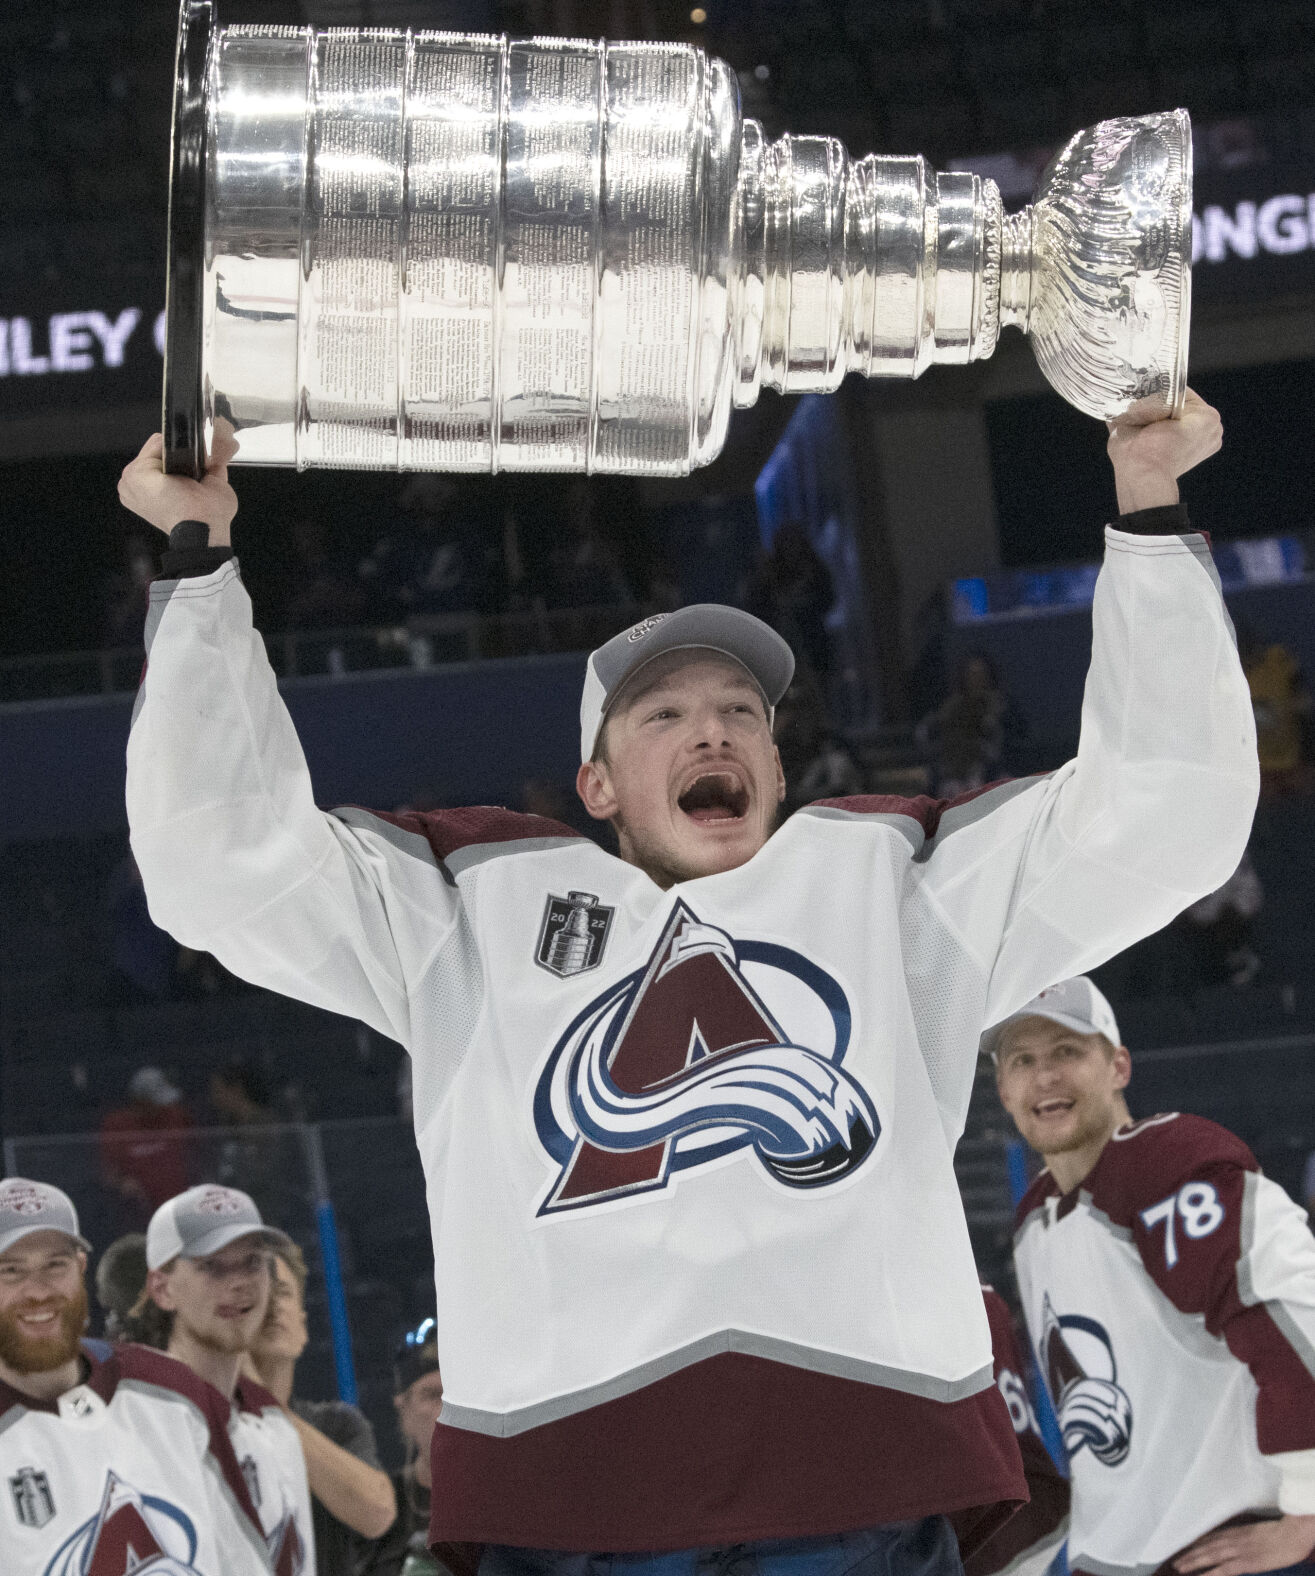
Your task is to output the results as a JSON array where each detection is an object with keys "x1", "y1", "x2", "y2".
[
  {"x1": 1040, "y1": 1294, "x2": 1133, "y2": 1465},
  {"x1": 39, "y1": 1470, "x2": 201, "y2": 1576},
  {"x1": 196, "y1": 1186, "x2": 244, "y2": 1215},
  {"x1": 6, "y1": 1185, "x2": 46, "y2": 1215},
  {"x1": 626, "y1": 614, "x2": 667, "y2": 643},
  {"x1": 11, "y1": 1467, "x2": 54, "y2": 1529},
  {"x1": 536, "y1": 892, "x2": 614, "y2": 978},
  {"x1": 533, "y1": 900, "x2": 877, "y2": 1213}
]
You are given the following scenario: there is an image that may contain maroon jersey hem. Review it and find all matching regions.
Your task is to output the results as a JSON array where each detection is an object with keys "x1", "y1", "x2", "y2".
[{"x1": 429, "y1": 1352, "x2": 1027, "y2": 1552}]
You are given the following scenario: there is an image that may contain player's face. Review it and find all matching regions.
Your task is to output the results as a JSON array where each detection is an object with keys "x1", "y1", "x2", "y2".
[
  {"x1": 395, "y1": 1368, "x2": 445, "y2": 1455},
  {"x1": 995, "y1": 1018, "x2": 1131, "y2": 1160},
  {"x1": 250, "y1": 1254, "x2": 308, "y2": 1363},
  {"x1": 0, "y1": 1233, "x2": 88, "y2": 1375},
  {"x1": 155, "y1": 1237, "x2": 272, "y2": 1355},
  {"x1": 577, "y1": 652, "x2": 786, "y2": 888}
]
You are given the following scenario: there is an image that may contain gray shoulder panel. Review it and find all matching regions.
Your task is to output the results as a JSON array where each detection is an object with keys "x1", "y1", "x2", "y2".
[
  {"x1": 1078, "y1": 1189, "x2": 1134, "y2": 1243},
  {"x1": 331, "y1": 806, "x2": 595, "y2": 883},
  {"x1": 923, "y1": 775, "x2": 1045, "y2": 855},
  {"x1": 796, "y1": 776, "x2": 1047, "y2": 865},
  {"x1": 444, "y1": 835, "x2": 586, "y2": 879},
  {"x1": 330, "y1": 805, "x2": 442, "y2": 866},
  {"x1": 1237, "y1": 1170, "x2": 1260, "y2": 1307},
  {"x1": 794, "y1": 805, "x2": 926, "y2": 855}
]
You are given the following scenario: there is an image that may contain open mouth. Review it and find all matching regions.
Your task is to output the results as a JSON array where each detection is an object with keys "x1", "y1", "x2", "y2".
[
  {"x1": 677, "y1": 771, "x2": 749, "y2": 824},
  {"x1": 1033, "y1": 1098, "x2": 1075, "y2": 1120}
]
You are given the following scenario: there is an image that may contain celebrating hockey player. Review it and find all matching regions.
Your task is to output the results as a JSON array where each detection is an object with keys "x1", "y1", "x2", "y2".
[
  {"x1": 962, "y1": 1286, "x2": 1069, "y2": 1576},
  {"x1": 992, "y1": 976, "x2": 1315, "y2": 1576},
  {"x1": 0, "y1": 1176, "x2": 274, "y2": 1575},
  {"x1": 119, "y1": 391, "x2": 1255, "y2": 1573},
  {"x1": 141, "y1": 1184, "x2": 316, "y2": 1575}
]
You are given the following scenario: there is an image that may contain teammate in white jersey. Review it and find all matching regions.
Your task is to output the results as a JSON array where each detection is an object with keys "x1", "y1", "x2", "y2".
[
  {"x1": 0, "y1": 1176, "x2": 274, "y2": 1576},
  {"x1": 118, "y1": 395, "x2": 1256, "y2": 1571},
  {"x1": 142, "y1": 1184, "x2": 316, "y2": 1576},
  {"x1": 961, "y1": 1286, "x2": 1069, "y2": 1576},
  {"x1": 992, "y1": 976, "x2": 1315, "y2": 1576}
]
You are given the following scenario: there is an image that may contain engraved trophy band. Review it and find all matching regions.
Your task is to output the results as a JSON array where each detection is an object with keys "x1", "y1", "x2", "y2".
[{"x1": 163, "y1": 0, "x2": 1192, "y2": 479}]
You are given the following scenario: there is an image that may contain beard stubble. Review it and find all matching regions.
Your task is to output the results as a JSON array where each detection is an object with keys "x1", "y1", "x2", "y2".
[{"x1": 0, "y1": 1282, "x2": 89, "y2": 1375}]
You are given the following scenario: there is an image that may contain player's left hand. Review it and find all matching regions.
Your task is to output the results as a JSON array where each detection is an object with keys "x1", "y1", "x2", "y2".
[
  {"x1": 1173, "y1": 1513, "x2": 1315, "y2": 1576},
  {"x1": 1106, "y1": 387, "x2": 1223, "y2": 514}
]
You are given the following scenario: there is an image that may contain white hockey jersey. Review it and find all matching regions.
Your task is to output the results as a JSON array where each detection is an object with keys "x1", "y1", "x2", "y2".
[
  {"x1": 126, "y1": 525, "x2": 1257, "y2": 1550},
  {"x1": 230, "y1": 1378, "x2": 315, "y2": 1576},
  {"x1": 0, "y1": 1342, "x2": 272, "y2": 1576},
  {"x1": 1014, "y1": 1113, "x2": 1315, "y2": 1576}
]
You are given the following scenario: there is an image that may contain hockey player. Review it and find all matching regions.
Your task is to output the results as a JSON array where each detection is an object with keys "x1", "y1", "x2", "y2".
[
  {"x1": 992, "y1": 976, "x2": 1315, "y2": 1576},
  {"x1": 962, "y1": 1286, "x2": 1069, "y2": 1576},
  {"x1": 0, "y1": 1175, "x2": 274, "y2": 1575},
  {"x1": 142, "y1": 1184, "x2": 317, "y2": 1576},
  {"x1": 119, "y1": 392, "x2": 1255, "y2": 1571}
]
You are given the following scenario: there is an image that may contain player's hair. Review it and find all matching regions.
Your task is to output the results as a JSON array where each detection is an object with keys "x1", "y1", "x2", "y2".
[
  {"x1": 95, "y1": 1233, "x2": 148, "y2": 1320},
  {"x1": 270, "y1": 1238, "x2": 308, "y2": 1298},
  {"x1": 127, "y1": 1282, "x2": 175, "y2": 1349}
]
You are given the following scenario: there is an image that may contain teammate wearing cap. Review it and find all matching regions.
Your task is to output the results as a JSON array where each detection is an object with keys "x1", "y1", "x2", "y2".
[
  {"x1": 140, "y1": 1184, "x2": 316, "y2": 1575},
  {"x1": 991, "y1": 978, "x2": 1315, "y2": 1576},
  {"x1": 0, "y1": 1176, "x2": 275, "y2": 1574},
  {"x1": 119, "y1": 396, "x2": 1255, "y2": 1572}
]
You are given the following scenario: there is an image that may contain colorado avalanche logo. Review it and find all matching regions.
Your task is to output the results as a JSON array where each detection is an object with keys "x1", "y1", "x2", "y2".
[
  {"x1": 41, "y1": 1471, "x2": 200, "y2": 1576},
  {"x1": 533, "y1": 900, "x2": 877, "y2": 1213},
  {"x1": 1040, "y1": 1295, "x2": 1134, "y2": 1466}
]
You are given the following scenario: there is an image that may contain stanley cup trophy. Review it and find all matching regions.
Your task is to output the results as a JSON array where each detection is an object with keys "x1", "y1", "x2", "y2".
[{"x1": 163, "y1": 0, "x2": 1192, "y2": 478}]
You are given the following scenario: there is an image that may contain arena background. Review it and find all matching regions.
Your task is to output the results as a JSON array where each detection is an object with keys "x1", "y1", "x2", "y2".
[{"x1": 2, "y1": 0, "x2": 1315, "y2": 1470}]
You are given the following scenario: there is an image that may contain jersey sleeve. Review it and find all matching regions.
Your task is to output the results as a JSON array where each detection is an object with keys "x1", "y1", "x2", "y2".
[
  {"x1": 126, "y1": 561, "x2": 460, "y2": 1047},
  {"x1": 963, "y1": 1288, "x2": 1069, "y2": 1576},
  {"x1": 1125, "y1": 1121, "x2": 1315, "y2": 1510},
  {"x1": 924, "y1": 527, "x2": 1258, "y2": 1035}
]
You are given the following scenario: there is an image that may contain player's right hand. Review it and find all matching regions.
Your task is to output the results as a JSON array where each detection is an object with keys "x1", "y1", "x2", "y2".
[{"x1": 117, "y1": 423, "x2": 239, "y2": 545}]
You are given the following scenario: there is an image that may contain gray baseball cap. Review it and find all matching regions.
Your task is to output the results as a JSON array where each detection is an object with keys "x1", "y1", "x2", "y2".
[
  {"x1": 580, "y1": 605, "x2": 795, "y2": 762},
  {"x1": 0, "y1": 1178, "x2": 92, "y2": 1256},
  {"x1": 146, "y1": 1184, "x2": 292, "y2": 1271},
  {"x1": 982, "y1": 976, "x2": 1122, "y2": 1063}
]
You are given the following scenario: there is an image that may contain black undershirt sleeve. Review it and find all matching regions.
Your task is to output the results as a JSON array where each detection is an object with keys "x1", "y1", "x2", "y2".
[
  {"x1": 1111, "y1": 501, "x2": 1192, "y2": 535},
  {"x1": 158, "y1": 518, "x2": 234, "y2": 579}
]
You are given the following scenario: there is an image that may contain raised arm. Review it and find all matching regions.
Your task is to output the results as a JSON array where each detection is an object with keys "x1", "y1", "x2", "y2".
[
  {"x1": 119, "y1": 431, "x2": 450, "y2": 1045},
  {"x1": 964, "y1": 391, "x2": 1259, "y2": 1029}
]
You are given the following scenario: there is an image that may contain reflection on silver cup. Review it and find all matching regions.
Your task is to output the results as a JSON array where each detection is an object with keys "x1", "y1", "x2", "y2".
[{"x1": 164, "y1": 1, "x2": 1192, "y2": 478}]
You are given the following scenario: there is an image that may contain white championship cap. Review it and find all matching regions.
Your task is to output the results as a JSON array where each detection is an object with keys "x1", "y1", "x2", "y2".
[
  {"x1": 981, "y1": 976, "x2": 1122, "y2": 1063},
  {"x1": 146, "y1": 1184, "x2": 291, "y2": 1271},
  {"x1": 579, "y1": 605, "x2": 795, "y2": 763},
  {"x1": 0, "y1": 1178, "x2": 92, "y2": 1256}
]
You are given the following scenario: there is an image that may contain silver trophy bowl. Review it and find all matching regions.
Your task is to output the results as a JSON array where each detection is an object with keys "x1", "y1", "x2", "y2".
[{"x1": 163, "y1": 1, "x2": 1191, "y2": 478}]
